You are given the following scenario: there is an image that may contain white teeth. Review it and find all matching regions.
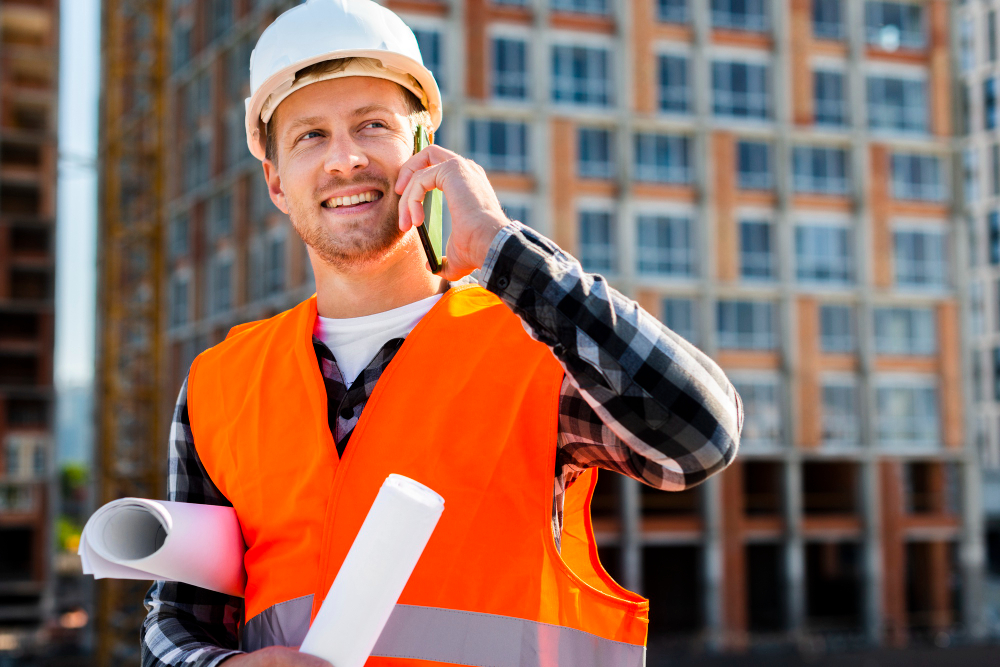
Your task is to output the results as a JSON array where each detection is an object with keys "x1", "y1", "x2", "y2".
[{"x1": 324, "y1": 191, "x2": 380, "y2": 208}]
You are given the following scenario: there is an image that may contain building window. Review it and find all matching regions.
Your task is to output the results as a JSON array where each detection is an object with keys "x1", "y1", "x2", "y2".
[
  {"x1": 209, "y1": 192, "x2": 232, "y2": 240},
  {"x1": 960, "y1": 18, "x2": 975, "y2": 72},
  {"x1": 170, "y1": 275, "x2": 189, "y2": 327},
  {"x1": 32, "y1": 444, "x2": 45, "y2": 477},
  {"x1": 992, "y1": 145, "x2": 1000, "y2": 195},
  {"x1": 819, "y1": 304, "x2": 854, "y2": 353},
  {"x1": 971, "y1": 281, "x2": 985, "y2": 337},
  {"x1": 990, "y1": 212, "x2": 1000, "y2": 265},
  {"x1": 662, "y1": 298, "x2": 697, "y2": 343},
  {"x1": 551, "y1": 45, "x2": 612, "y2": 106},
  {"x1": 207, "y1": 0, "x2": 234, "y2": 43},
  {"x1": 634, "y1": 133, "x2": 692, "y2": 183},
  {"x1": 867, "y1": 76, "x2": 927, "y2": 133},
  {"x1": 578, "y1": 210, "x2": 615, "y2": 273},
  {"x1": 711, "y1": 0, "x2": 769, "y2": 33},
  {"x1": 874, "y1": 307, "x2": 936, "y2": 355},
  {"x1": 792, "y1": 146, "x2": 849, "y2": 195},
  {"x1": 964, "y1": 148, "x2": 980, "y2": 204},
  {"x1": 732, "y1": 377, "x2": 782, "y2": 447},
  {"x1": 877, "y1": 382, "x2": 939, "y2": 448},
  {"x1": 637, "y1": 214, "x2": 695, "y2": 276},
  {"x1": 551, "y1": 0, "x2": 609, "y2": 15},
  {"x1": 813, "y1": 0, "x2": 844, "y2": 40},
  {"x1": 658, "y1": 0, "x2": 689, "y2": 23},
  {"x1": 712, "y1": 61, "x2": 770, "y2": 120},
  {"x1": 994, "y1": 347, "x2": 1000, "y2": 400},
  {"x1": 795, "y1": 224, "x2": 852, "y2": 284},
  {"x1": 492, "y1": 37, "x2": 528, "y2": 100},
  {"x1": 891, "y1": 154, "x2": 945, "y2": 202},
  {"x1": 265, "y1": 233, "x2": 285, "y2": 296},
  {"x1": 170, "y1": 214, "x2": 189, "y2": 258},
  {"x1": 211, "y1": 255, "x2": 233, "y2": 315},
  {"x1": 413, "y1": 29, "x2": 445, "y2": 93},
  {"x1": 658, "y1": 54, "x2": 690, "y2": 113},
  {"x1": 986, "y1": 78, "x2": 997, "y2": 130},
  {"x1": 972, "y1": 351, "x2": 984, "y2": 404},
  {"x1": 990, "y1": 11, "x2": 998, "y2": 63},
  {"x1": 173, "y1": 23, "x2": 192, "y2": 72},
  {"x1": 822, "y1": 380, "x2": 858, "y2": 447},
  {"x1": 960, "y1": 83, "x2": 972, "y2": 136},
  {"x1": 865, "y1": 2, "x2": 925, "y2": 50},
  {"x1": 739, "y1": 220, "x2": 774, "y2": 280},
  {"x1": 499, "y1": 201, "x2": 532, "y2": 228},
  {"x1": 467, "y1": 120, "x2": 529, "y2": 173},
  {"x1": 814, "y1": 70, "x2": 847, "y2": 126},
  {"x1": 717, "y1": 300, "x2": 776, "y2": 349},
  {"x1": 226, "y1": 106, "x2": 245, "y2": 169},
  {"x1": 737, "y1": 140, "x2": 772, "y2": 190},
  {"x1": 893, "y1": 229, "x2": 947, "y2": 289},
  {"x1": 578, "y1": 128, "x2": 614, "y2": 179}
]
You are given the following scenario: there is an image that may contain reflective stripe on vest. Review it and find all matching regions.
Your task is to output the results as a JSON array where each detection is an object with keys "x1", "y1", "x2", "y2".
[{"x1": 244, "y1": 596, "x2": 646, "y2": 667}]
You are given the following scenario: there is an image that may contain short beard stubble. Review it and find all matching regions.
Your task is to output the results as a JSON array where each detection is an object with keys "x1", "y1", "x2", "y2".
[{"x1": 287, "y1": 172, "x2": 406, "y2": 272}]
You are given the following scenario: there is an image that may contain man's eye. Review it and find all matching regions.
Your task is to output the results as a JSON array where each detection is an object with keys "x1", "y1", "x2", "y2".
[
  {"x1": 364, "y1": 121, "x2": 387, "y2": 130},
  {"x1": 302, "y1": 131, "x2": 323, "y2": 140}
]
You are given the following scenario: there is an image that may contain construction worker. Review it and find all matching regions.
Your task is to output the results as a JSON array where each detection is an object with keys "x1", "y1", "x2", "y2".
[{"x1": 140, "y1": 0, "x2": 742, "y2": 665}]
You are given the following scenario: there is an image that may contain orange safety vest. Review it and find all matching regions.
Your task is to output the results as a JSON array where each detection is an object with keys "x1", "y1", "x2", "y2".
[{"x1": 187, "y1": 285, "x2": 648, "y2": 665}]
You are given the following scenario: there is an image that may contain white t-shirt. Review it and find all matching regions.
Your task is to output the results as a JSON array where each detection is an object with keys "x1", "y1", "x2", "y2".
[{"x1": 313, "y1": 293, "x2": 443, "y2": 387}]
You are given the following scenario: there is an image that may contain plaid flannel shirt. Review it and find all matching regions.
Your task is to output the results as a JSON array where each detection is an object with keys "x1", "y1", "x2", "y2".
[{"x1": 141, "y1": 221, "x2": 742, "y2": 667}]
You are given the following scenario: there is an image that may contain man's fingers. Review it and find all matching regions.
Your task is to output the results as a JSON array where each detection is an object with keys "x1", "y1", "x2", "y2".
[
  {"x1": 398, "y1": 161, "x2": 451, "y2": 231},
  {"x1": 394, "y1": 144, "x2": 456, "y2": 195}
]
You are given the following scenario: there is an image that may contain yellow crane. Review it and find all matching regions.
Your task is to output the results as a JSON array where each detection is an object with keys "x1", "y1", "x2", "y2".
[{"x1": 95, "y1": 0, "x2": 167, "y2": 663}]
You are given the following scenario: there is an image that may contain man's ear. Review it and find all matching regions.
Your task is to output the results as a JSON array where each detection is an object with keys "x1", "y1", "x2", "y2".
[{"x1": 261, "y1": 159, "x2": 289, "y2": 215}]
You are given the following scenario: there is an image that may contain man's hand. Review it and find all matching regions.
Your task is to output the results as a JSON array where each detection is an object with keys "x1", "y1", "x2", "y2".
[
  {"x1": 395, "y1": 144, "x2": 510, "y2": 281},
  {"x1": 223, "y1": 647, "x2": 332, "y2": 667}
]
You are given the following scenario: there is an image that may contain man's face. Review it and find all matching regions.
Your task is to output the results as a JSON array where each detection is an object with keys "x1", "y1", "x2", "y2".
[{"x1": 262, "y1": 76, "x2": 415, "y2": 271}]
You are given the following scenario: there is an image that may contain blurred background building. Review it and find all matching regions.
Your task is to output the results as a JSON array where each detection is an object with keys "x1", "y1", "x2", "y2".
[
  {"x1": 955, "y1": 0, "x2": 1000, "y2": 640},
  {"x1": 0, "y1": 0, "x2": 60, "y2": 660},
  {"x1": 83, "y1": 0, "x2": 998, "y2": 665}
]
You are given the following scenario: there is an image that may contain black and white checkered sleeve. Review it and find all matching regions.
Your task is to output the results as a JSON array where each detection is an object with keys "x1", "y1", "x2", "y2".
[
  {"x1": 140, "y1": 377, "x2": 245, "y2": 667},
  {"x1": 480, "y1": 221, "x2": 743, "y2": 491}
]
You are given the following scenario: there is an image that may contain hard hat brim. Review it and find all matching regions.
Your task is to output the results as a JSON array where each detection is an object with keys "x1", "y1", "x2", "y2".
[{"x1": 245, "y1": 49, "x2": 443, "y2": 162}]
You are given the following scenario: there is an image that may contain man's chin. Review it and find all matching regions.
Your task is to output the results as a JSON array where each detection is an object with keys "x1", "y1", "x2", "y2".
[{"x1": 304, "y1": 228, "x2": 406, "y2": 272}]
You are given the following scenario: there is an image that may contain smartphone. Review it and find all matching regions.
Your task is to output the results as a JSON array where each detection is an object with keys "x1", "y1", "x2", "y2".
[{"x1": 413, "y1": 125, "x2": 443, "y2": 274}]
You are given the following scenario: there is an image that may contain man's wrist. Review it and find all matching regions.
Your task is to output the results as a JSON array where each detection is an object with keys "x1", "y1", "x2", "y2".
[{"x1": 471, "y1": 214, "x2": 510, "y2": 270}]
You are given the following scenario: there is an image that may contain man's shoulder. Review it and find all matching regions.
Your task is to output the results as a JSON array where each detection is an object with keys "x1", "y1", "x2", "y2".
[{"x1": 194, "y1": 297, "x2": 314, "y2": 371}]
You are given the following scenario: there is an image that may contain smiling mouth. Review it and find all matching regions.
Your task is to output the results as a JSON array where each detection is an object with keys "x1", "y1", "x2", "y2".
[{"x1": 321, "y1": 190, "x2": 383, "y2": 209}]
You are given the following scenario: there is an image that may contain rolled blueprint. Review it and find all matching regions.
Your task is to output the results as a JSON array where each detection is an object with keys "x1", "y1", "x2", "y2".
[
  {"x1": 299, "y1": 474, "x2": 445, "y2": 666},
  {"x1": 78, "y1": 498, "x2": 245, "y2": 597}
]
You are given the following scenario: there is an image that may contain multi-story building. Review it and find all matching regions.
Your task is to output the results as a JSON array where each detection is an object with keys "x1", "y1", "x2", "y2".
[
  {"x1": 101, "y1": 0, "x2": 986, "y2": 661},
  {"x1": 954, "y1": 0, "x2": 1000, "y2": 638},
  {"x1": 0, "y1": 0, "x2": 59, "y2": 658}
]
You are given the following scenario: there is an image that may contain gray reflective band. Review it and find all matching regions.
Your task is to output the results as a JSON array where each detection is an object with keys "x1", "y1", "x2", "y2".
[
  {"x1": 245, "y1": 597, "x2": 645, "y2": 667},
  {"x1": 243, "y1": 594, "x2": 312, "y2": 652},
  {"x1": 373, "y1": 604, "x2": 646, "y2": 667}
]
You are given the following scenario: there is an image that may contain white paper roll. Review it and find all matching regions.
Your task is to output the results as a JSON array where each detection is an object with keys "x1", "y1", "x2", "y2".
[
  {"x1": 299, "y1": 474, "x2": 445, "y2": 667},
  {"x1": 78, "y1": 498, "x2": 246, "y2": 597}
]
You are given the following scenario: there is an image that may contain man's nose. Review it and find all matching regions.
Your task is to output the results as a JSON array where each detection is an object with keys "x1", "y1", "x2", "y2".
[{"x1": 323, "y1": 131, "x2": 368, "y2": 175}]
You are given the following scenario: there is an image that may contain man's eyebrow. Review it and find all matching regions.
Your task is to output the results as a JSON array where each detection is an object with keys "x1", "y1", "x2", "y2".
[
  {"x1": 283, "y1": 116, "x2": 327, "y2": 135},
  {"x1": 351, "y1": 104, "x2": 397, "y2": 117}
]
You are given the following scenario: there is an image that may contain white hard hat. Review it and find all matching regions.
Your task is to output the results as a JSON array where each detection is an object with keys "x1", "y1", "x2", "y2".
[{"x1": 244, "y1": 0, "x2": 443, "y2": 161}]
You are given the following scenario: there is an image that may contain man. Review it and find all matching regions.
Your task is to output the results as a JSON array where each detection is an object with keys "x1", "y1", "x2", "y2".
[{"x1": 141, "y1": 1, "x2": 742, "y2": 666}]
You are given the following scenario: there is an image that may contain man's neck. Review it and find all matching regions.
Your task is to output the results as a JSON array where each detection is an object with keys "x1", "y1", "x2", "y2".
[{"x1": 311, "y1": 234, "x2": 448, "y2": 319}]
